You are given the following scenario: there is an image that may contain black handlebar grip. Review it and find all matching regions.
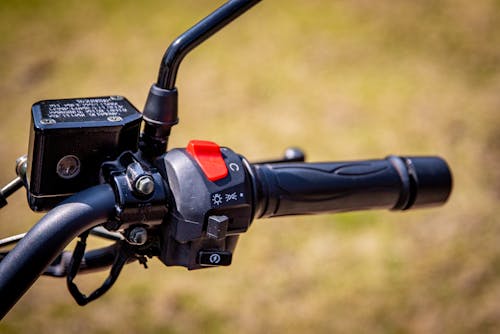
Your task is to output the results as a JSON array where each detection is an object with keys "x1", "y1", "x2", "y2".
[{"x1": 252, "y1": 156, "x2": 452, "y2": 218}]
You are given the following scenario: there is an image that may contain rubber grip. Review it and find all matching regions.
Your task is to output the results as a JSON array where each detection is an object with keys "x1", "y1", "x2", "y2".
[{"x1": 252, "y1": 156, "x2": 452, "y2": 218}]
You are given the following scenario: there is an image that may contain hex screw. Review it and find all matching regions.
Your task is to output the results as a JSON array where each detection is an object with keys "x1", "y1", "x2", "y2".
[
  {"x1": 134, "y1": 175, "x2": 155, "y2": 195},
  {"x1": 127, "y1": 226, "x2": 148, "y2": 245}
]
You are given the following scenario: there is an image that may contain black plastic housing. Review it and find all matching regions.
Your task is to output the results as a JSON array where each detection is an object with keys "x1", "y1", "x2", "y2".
[
  {"x1": 27, "y1": 96, "x2": 142, "y2": 211},
  {"x1": 157, "y1": 147, "x2": 253, "y2": 270}
]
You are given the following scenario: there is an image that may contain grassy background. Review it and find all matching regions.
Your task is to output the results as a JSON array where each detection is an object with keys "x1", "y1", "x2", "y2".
[{"x1": 0, "y1": 0, "x2": 499, "y2": 332}]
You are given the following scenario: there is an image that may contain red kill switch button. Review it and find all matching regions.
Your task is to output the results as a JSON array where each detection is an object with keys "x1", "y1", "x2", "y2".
[{"x1": 186, "y1": 140, "x2": 228, "y2": 182}]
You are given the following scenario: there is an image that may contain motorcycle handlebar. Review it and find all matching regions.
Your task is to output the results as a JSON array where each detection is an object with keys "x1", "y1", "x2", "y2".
[
  {"x1": 252, "y1": 156, "x2": 452, "y2": 218},
  {"x1": 0, "y1": 153, "x2": 452, "y2": 319},
  {"x1": 0, "y1": 184, "x2": 116, "y2": 319}
]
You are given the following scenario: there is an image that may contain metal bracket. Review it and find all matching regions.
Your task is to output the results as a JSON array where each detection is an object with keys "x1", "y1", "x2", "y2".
[{"x1": 100, "y1": 151, "x2": 168, "y2": 232}]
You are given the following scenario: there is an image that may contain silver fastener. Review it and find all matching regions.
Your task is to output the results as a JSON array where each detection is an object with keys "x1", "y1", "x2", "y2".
[
  {"x1": 40, "y1": 118, "x2": 56, "y2": 125},
  {"x1": 134, "y1": 175, "x2": 155, "y2": 195},
  {"x1": 107, "y1": 116, "x2": 123, "y2": 122},
  {"x1": 110, "y1": 95, "x2": 124, "y2": 101}
]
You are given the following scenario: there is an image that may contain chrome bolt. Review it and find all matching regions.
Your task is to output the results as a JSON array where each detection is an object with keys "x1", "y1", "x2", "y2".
[
  {"x1": 134, "y1": 175, "x2": 155, "y2": 195},
  {"x1": 127, "y1": 226, "x2": 148, "y2": 245}
]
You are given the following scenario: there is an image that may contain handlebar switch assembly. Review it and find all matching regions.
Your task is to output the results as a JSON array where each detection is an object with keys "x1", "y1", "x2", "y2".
[
  {"x1": 27, "y1": 96, "x2": 142, "y2": 211},
  {"x1": 156, "y1": 141, "x2": 254, "y2": 270}
]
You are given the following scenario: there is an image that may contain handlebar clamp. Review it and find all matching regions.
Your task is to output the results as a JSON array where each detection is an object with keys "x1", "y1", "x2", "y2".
[{"x1": 101, "y1": 151, "x2": 168, "y2": 232}]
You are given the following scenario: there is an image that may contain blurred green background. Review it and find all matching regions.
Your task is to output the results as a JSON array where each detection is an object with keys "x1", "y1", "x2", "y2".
[{"x1": 0, "y1": 0, "x2": 499, "y2": 332}]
